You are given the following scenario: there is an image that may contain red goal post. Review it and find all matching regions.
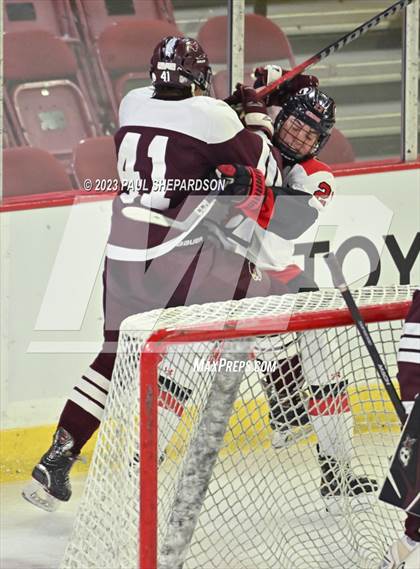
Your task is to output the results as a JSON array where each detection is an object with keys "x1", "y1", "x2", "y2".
[{"x1": 61, "y1": 285, "x2": 414, "y2": 569}]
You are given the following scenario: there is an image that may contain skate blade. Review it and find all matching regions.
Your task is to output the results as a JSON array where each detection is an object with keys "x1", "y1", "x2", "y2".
[
  {"x1": 272, "y1": 430, "x2": 293, "y2": 449},
  {"x1": 323, "y1": 493, "x2": 375, "y2": 516},
  {"x1": 22, "y1": 479, "x2": 59, "y2": 512},
  {"x1": 272, "y1": 424, "x2": 312, "y2": 449}
]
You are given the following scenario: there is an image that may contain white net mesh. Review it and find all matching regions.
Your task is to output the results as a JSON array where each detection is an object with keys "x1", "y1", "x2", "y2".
[{"x1": 61, "y1": 286, "x2": 415, "y2": 569}]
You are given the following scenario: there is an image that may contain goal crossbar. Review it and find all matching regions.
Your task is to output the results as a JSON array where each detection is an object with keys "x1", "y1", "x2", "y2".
[{"x1": 141, "y1": 301, "x2": 411, "y2": 349}]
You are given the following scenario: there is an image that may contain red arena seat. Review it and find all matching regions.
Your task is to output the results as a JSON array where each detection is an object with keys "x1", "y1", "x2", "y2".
[
  {"x1": 3, "y1": 0, "x2": 71, "y2": 35},
  {"x1": 4, "y1": 30, "x2": 100, "y2": 168},
  {"x1": 4, "y1": 2, "x2": 101, "y2": 136},
  {"x1": 70, "y1": 2, "x2": 176, "y2": 125},
  {"x1": 197, "y1": 13, "x2": 296, "y2": 66},
  {"x1": 318, "y1": 128, "x2": 356, "y2": 165},
  {"x1": 73, "y1": 0, "x2": 175, "y2": 42},
  {"x1": 97, "y1": 19, "x2": 181, "y2": 112},
  {"x1": 3, "y1": 110, "x2": 19, "y2": 148},
  {"x1": 3, "y1": 147, "x2": 73, "y2": 197},
  {"x1": 73, "y1": 136, "x2": 118, "y2": 188},
  {"x1": 212, "y1": 69, "x2": 256, "y2": 100}
]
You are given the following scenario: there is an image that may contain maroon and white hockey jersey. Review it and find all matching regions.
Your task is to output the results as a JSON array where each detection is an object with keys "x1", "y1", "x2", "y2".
[
  {"x1": 398, "y1": 288, "x2": 420, "y2": 404},
  {"x1": 106, "y1": 87, "x2": 282, "y2": 262}
]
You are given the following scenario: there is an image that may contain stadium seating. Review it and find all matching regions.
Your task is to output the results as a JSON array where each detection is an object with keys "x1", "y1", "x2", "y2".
[
  {"x1": 73, "y1": 136, "x2": 118, "y2": 188},
  {"x1": 212, "y1": 69, "x2": 256, "y2": 100},
  {"x1": 4, "y1": 30, "x2": 101, "y2": 169},
  {"x1": 3, "y1": 109, "x2": 19, "y2": 148},
  {"x1": 96, "y1": 19, "x2": 181, "y2": 113},
  {"x1": 4, "y1": 1, "x2": 106, "y2": 139},
  {"x1": 3, "y1": 147, "x2": 73, "y2": 197},
  {"x1": 3, "y1": 1, "x2": 405, "y2": 168},
  {"x1": 197, "y1": 13, "x2": 295, "y2": 66},
  {"x1": 69, "y1": 2, "x2": 176, "y2": 126},
  {"x1": 73, "y1": 0, "x2": 175, "y2": 42},
  {"x1": 3, "y1": 0, "x2": 74, "y2": 35},
  {"x1": 318, "y1": 128, "x2": 356, "y2": 165}
]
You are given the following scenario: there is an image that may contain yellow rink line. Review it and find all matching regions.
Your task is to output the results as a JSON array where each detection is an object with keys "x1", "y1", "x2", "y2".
[
  {"x1": 0, "y1": 383, "x2": 400, "y2": 484},
  {"x1": 0, "y1": 427, "x2": 99, "y2": 484}
]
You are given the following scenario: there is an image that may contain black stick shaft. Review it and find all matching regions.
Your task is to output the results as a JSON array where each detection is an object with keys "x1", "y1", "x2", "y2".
[
  {"x1": 324, "y1": 253, "x2": 407, "y2": 425},
  {"x1": 258, "y1": 0, "x2": 413, "y2": 99}
]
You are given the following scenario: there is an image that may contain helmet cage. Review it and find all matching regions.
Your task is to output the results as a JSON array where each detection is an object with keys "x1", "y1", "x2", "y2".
[{"x1": 274, "y1": 89, "x2": 335, "y2": 161}]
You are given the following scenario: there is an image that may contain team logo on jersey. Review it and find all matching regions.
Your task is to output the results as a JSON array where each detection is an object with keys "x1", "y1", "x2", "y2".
[{"x1": 398, "y1": 434, "x2": 417, "y2": 468}]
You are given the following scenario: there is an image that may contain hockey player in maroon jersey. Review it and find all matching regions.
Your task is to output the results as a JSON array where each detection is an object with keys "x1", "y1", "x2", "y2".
[
  {"x1": 22, "y1": 36, "x2": 285, "y2": 511},
  {"x1": 219, "y1": 73, "x2": 378, "y2": 511},
  {"x1": 379, "y1": 288, "x2": 420, "y2": 568}
]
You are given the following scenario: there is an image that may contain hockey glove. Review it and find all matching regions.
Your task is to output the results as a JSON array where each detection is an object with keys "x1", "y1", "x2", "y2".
[
  {"x1": 224, "y1": 87, "x2": 243, "y2": 112},
  {"x1": 224, "y1": 84, "x2": 274, "y2": 138},
  {"x1": 253, "y1": 64, "x2": 319, "y2": 107},
  {"x1": 215, "y1": 164, "x2": 274, "y2": 228}
]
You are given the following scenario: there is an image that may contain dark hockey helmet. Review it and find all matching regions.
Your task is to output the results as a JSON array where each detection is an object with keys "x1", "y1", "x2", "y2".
[
  {"x1": 273, "y1": 87, "x2": 336, "y2": 161},
  {"x1": 150, "y1": 36, "x2": 212, "y2": 95}
]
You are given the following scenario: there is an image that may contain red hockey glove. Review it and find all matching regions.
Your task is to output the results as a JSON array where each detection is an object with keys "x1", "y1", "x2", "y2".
[
  {"x1": 253, "y1": 65, "x2": 319, "y2": 107},
  {"x1": 215, "y1": 164, "x2": 275, "y2": 228},
  {"x1": 215, "y1": 164, "x2": 257, "y2": 197}
]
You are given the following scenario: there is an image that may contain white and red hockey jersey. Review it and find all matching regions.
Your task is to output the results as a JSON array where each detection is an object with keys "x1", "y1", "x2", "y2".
[{"x1": 220, "y1": 157, "x2": 336, "y2": 271}]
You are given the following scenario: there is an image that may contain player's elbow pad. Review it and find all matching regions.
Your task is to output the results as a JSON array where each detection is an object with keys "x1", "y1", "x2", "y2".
[{"x1": 244, "y1": 113, "x2": 274, "y2": 138}]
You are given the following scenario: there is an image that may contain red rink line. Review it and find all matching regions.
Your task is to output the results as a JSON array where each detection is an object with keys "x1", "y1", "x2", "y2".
[
  {"x1": 1, "y1": 159, "x2": 419, "y2": 213},
  {"x1": 330, "y1": 157, "x2": 420, "y2": 177},
  {"x1": 0, "y1": 189, "x2": 116, "y2": 213}
]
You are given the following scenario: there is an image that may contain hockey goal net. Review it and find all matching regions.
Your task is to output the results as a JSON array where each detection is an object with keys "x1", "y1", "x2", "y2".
[{"x1": 62, "y1": 286, "x2": 414, "y2": 569}]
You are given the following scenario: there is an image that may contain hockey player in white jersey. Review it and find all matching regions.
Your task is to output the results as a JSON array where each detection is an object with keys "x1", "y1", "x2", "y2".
[
  {"x1": 219, "y1": 73, "x2": 378, "y2": 512},
  {"x1": 268, "y1": 85, "x2": 378, "y2": 510}
]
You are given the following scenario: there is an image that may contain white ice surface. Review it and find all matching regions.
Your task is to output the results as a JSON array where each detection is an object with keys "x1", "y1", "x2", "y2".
[
  {"x1": 1, "y1": 477, "x2": 84, "y2": 569},
  {"x1": 1, "y1": 439, "x2": 403, "y2": 569}
]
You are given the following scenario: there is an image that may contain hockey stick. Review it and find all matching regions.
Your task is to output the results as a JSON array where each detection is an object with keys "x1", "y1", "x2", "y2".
[
  {"x1": 324, "y1": 252, "x2": 407, "y2": 424},
  {"x1": 122, "y1": 197, "x2": 215, "y2": 232},
  {"x1": 257, "y1": 0, "x2": 413, "y2": 100},
  {"x1": 112, "y1": 199, "x2": 217, "y2": 260},
  {"x1": 325, "y1": 254, "x2": 419, "y2": 516},
  {"x1": 379, "y1": 396, "x2": 420, "y2": 516},
  {"x1": 121, "y1": 173, "x2": 230, "y2": 230}
]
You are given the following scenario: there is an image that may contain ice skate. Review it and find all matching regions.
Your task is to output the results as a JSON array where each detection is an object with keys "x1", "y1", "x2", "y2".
[
  {"x1": 22, "y1": 427, "x2": 78, "y2": 512},
  {"x1": 269, "y1": 390, "x2": 310, "y2": 449},
  {"x1": 378, "y1": 535, "x2": 420, "y2": 569},
  {"x1": 317, "y1": 445, "x2": 378, "y2": 515}
]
